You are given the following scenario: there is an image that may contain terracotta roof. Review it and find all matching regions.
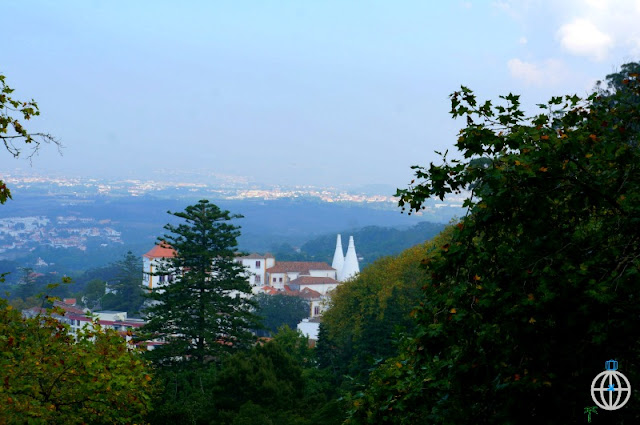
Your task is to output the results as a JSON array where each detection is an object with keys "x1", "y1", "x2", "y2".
[
  {"x1": 143, "y1": 243, "x2": 176, "y2": 259},
  {"x1": 299, "y1": 287, "x2": 323, "y2": 299},
  {"x1": 260, "y1": 285, "x2": 280, "y2": 295},
  {"x1": 277, "y1": 285, "x2": 322, "y2": 299},
  {"x1": 282, "y1": 285, "x2": 297, "y2": 295},
  {"x1": 288, "y1": 276, "x2": 339, "y2": 285},
  {"x1": 266, "y1": 261, "x2": 334, "y2": 274},
  {"x1": 63, "y1": 298, "x2": 76, "y2": 305}
]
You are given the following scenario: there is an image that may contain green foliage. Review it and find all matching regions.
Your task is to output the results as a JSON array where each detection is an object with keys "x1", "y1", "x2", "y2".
[
  {"x1": 254, "y1": 293, "x2": 309, "y2": 336},
  {"x1": 7, "y1": 295, "x2": 41, "y2": 311},
  {"x1": 82, "y1": 278, "x2": 106, "y2": 309},
  {"x1": 0, "y1": 298, "x2": 153, "y2": 424},
  {"x1": 320, "y1": 229, "x2": 452, "y2": 382},
  {"x1": 284, "y1": 222, "x2": 445, "y2": 266},
  {"x1": 146, "y1": 328, "x2": 344, "y2": 425},
  {"x1": 596, "y1": 61, "x2": 640, "y2": 95},
  {"x1": 145, "y1": 367, "x2": 217, "y2": 424},
  {"x1": 212, "y1": 341, "x2": 305, "y2": 421},
  {"x1": 349, "y1": 66, "x2": 640, "y2": 423},
  {"x1": 143, "y1": 200, "x2": 260, "y2": 367},
  {"x1": 210, "y1": 337, "x2": 344, "y2": 425},
  {"x1": 101, "y1": 251, "x2": 144, "y2": 315},
  {"x1": 271, "y1": 325, "x2": 315, "y2": 367},
  {"x1": 0, "y1": 73, "x2": 58, "y2": 204}
]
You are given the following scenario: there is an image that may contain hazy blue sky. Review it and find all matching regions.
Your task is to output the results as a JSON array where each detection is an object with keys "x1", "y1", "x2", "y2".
[{"x1": 2, "y1": 0, "x2": 640, "y2": 189}]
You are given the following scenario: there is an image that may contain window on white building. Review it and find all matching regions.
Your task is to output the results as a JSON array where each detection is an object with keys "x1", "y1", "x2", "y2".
[
  {"x1": 314, "y1": 306, "x2": 321, "y2": 316},
  {"x1": 272, "y1": 277, "x2": 276, "y2": 283},
  {"x1": 255, "y1": 261, "x2": 261, "y2": 268},
  {"x1": 279, "y1": 277, "x2": 283, "y2": 283},
  {"x1": 255, "y1": 275, "x2": 261, "y2": 284}
]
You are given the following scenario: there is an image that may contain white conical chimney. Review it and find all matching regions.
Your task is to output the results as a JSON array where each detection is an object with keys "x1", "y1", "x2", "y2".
[
  {"x1": 331, "y1": 234, "x2": 345, "y2": 280},
  {"x1": 341, "y1": 236, "x2": 360, "y2": 281}
]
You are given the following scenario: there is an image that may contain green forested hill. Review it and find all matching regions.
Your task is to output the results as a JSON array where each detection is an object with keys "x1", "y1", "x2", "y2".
[{"x1": 273, "y1": 221, "x2": 446, "y2": 267}]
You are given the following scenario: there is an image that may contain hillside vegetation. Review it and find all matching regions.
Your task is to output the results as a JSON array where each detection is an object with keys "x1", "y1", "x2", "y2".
[
  {"x1": 273, "y1": 221, "x2": 445, "y2": 266},
  {"x1": 319, "y1": 227, "x2": 453, "y2": 381}
]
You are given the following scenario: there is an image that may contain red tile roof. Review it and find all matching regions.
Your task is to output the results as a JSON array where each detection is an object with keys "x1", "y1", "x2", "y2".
[
  {"x1": 266, "y1": 261, "x2": 334, "y2": 274},
  {"x1": 288, "y1": 276, "x2": 339, "y2": 285},
  {"x1": 286, "y1": 286, "x2": 322, "y2": 298},
  {"x1": 260, "y1": 285, "x2": 280, "y2": 295},
  {"x1": 144, "y1": 243, "x2": 176, "y2": 259},
  {"x1": 299, "y1": 287, "x2": 323, "y2": 299}
]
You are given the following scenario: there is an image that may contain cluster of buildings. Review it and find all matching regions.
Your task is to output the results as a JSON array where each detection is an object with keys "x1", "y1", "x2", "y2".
[
  {"x1": 22, "y1": 298, "x2": 154, "y2": 348},
  {"x1": 0, "y1": 215, "x2": 122, "y2": 253},
  {"x1": 142, "y1": 234, "x2": 360, "y2": 341},
  {"x1": 21, "y1": 235, "x2": 359, "y2": 347},
  {"x1": 4, "y1": 171, "x2": 399, "y2": 204}
]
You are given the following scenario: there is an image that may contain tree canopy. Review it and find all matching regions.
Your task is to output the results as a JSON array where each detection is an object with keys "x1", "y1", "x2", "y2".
[
  {"x1": 254, "y1": 293, "x2": 309, "y2": 336},
  {"x1": 0, "y1": 299, "x2": 153, "y2": 424},
  {"x1": 319, "y1": 228, "x2": 452, "y2": 381},
  {"x1": 348, "y1": 66, "x2": 640, "y2": 423},
  {"x1": 143, "y1": 199, "x2": 260, "y2": 367},
  {"x1": 104, "y1": 251, "x2": 144, "y2": 316}
]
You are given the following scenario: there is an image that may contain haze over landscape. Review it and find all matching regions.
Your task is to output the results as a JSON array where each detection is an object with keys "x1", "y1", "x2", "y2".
[{"x1": 3, "y1": 1, "x2": 640, "y2": 188}]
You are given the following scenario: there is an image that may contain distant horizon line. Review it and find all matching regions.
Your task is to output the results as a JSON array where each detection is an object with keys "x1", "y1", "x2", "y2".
[{"x1": 1, "y1": 166, "x2": 407, "y2": 193}]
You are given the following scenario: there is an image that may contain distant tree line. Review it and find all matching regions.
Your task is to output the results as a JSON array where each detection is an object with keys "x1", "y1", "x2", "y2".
[{"x1": 272, "y1": 221, "x2": 445, "y2": 266}]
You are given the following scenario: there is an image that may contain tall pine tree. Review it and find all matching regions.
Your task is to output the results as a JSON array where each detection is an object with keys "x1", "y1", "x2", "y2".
[
  {"x1": 143, "y1": 200, "x2": 259, "y2": 367},
  {"x1": 109, "y1": 251, "x2": 144, "y2": 315}
]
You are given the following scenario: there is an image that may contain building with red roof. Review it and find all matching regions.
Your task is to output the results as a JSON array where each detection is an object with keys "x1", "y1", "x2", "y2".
[
  {"x1": 22, "y1": 302, "x2": 149, "y2": 348},
  {"x1": 265, "y1": 261, "x2": 336, "y2": 290},
  {"x1": 235, "y1": 253, "x2": 276, "y2": 293},
  {"x1": 287, "y1": 276, "x2": 339, "y2": 295},
  {"x1": 142, "y1": 242, "x2": 177, "y2": 291}
]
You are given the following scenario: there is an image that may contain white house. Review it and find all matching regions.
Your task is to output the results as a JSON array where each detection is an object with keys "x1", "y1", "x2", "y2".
[
  {"x1": 235, "y1": 253, "x2": 275, "y2": 292},
  {"x1": 265, "y1": 261, "x2": 337, "y2": 290},
  {"x1": 297, "y1": 318, "x2": 321, "y2": 343},
  {"x1": 287, "y1": 275, "x2": 339, "y2": 296},
  {"x1": 142, "y1": 243, "x2": 176, "y2": 291}
]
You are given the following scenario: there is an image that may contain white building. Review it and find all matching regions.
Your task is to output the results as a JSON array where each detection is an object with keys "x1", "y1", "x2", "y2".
[
  {"x1": 297, "y1": 318, "x2": 321, "y2": 343},
  {"x1": 235, "y1": 253, "x2": 275, "y2": 292},
  {"x1": 142, "y1": 243, "x2": 176, "y2": 291},
  {"x1": 265, "y1": 261, "x2": 337, "y2": 290},
  {"x1": 288, "y1": 275, "x2": 339, "y2": 295}
]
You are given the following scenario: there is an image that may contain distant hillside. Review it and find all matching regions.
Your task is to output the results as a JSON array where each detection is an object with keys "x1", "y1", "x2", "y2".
[
  {"x1": 272, "y1": 221, "x2": 446, "y2": 267},
  {"x1": 0, "y1": 193, "x2": 457, "y2": 273}
]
